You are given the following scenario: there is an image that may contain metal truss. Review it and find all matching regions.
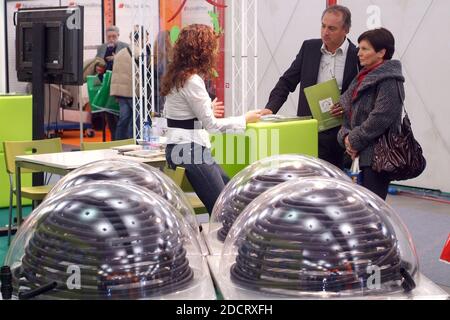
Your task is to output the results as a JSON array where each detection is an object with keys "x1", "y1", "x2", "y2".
[
  {"x1": 130, "y1": 0, "x2": 158, "y2": 140},
  {"x1": 231, "y1": 0, "x2": 258, "y2": 116},
  {"x1": 130, "y1": 0, "x2": 257, "y2": 129}
]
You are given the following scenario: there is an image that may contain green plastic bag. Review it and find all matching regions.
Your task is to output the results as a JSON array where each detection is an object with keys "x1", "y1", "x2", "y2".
[
  {"x1": 86, "y1": 75, "x2": 102, "y2": 108},
  {"x1": 88, "y1": 71, "x2": 120, "y2": 115}
]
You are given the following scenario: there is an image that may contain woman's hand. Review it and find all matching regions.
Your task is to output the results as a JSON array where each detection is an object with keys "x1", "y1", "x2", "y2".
[
  {"x1": 245, "y1": 110, "x2": 262, "y2": 123},
  {"x1": 344, "y1": 135, "x2": 358, "y2": 160},
  {"x1": 330, "y1": 103, "x2": 345, "y2": 117},
  {"x1": 212, "y1": 98, "x2": 225, "y2": 118}
]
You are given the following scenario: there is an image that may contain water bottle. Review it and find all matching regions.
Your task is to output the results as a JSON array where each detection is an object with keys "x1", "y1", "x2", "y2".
[
  {"x1": 142, "y1": 121, "x2": 151, "y2": 150},
  {"x1": 149, "y1": 124, "x2": 159, "y2": 149}
]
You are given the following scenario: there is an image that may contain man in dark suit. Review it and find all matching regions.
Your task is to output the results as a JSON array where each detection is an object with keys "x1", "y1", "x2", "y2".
[{"x1": 262, "y1": 5, "x2": 359, "y2": 169}]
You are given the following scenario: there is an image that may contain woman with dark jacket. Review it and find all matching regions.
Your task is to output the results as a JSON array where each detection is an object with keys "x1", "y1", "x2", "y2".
[{"x1": 337, "y1": 28, "x2": 405, "y2": 200}]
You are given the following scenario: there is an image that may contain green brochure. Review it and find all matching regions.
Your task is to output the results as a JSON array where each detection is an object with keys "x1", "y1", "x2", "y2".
[{"x1": 304, "y1": 78, "x2": 342, "y2": 132}]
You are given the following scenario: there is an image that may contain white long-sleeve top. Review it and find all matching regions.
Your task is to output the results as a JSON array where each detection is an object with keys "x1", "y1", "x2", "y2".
[{"x1": 163, "y1": 74, "x2": 246, "y2": 148}]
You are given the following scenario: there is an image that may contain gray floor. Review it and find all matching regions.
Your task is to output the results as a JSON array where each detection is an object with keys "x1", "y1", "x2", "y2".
[{"x1": 385, "y1": 194, "x2": 449, "y2": 288}]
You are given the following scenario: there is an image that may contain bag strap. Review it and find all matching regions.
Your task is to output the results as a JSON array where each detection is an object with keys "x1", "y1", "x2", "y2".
[{"x1": 396, "y1": 81, "x2": 408, "y2": 117}]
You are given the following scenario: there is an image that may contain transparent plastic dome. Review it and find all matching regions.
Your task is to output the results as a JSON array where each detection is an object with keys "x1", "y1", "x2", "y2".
[
  {"x1": 210, "y1": 155, "x2": 350, "y2": 242},
  {"x1": 219, "y1": 177, "x2": 419, "y2": 298},
  {"x1": 5, "y1": 182, "x2": 212, "y2": 300},
  {"x1": 46, "y1": 159, "x2": 199, "y2": 236}
]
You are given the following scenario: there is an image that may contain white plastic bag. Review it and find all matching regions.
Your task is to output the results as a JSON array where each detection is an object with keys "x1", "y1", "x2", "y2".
[{"x1": 350, "y1": 156, "x2": 362, "y2": 184}]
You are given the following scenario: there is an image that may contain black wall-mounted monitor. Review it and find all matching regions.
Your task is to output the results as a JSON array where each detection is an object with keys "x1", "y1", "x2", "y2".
[{"x1": 16, "y1": 6, "x2": 84, "y2": 85}]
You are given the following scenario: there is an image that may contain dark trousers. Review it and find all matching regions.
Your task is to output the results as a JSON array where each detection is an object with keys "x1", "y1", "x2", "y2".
[
  {"x1": 318, "y1": 126, "x2": 344, "y2": 169},
  {"x1": 105, "y1": 112, "x2": 119, "y2": 141},
  {"x1": 166, "y1": 143, "x2": 230, "y2": 214},
  {"x1": 115, "y1": 97, "x2": 134, "y2": 140},
  {"x1": 361, "y1": 166, "x2": 391, "y2": 200}
]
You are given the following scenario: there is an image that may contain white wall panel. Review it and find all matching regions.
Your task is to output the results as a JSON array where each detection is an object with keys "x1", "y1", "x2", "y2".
[
  {"x1": 256, "y1": 0, "x2": 325, "y2": 115},
  {"x1": 115, "y1": 0, "x2": 159, "y2": 48},
  {"x1": 224, "y1": 0, "x2": 325, "y2": 116},
  {"x1": 341, "y1": 0, "x2": 450, "y2": 192}
]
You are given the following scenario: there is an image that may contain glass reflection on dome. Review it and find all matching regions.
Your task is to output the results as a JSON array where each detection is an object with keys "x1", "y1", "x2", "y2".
[
  {"x1": 210, "y1": 154, "x2": 351, "y2": 242},
  {"x1": 5, "y1": 182, "x2": 205, "y2": 300},
  {"x1": 45, "y1": 159, "x2": 199, "y2": 236},
  {"x1": 219, "y1": 177, "x2": 419, "y2": 298}
]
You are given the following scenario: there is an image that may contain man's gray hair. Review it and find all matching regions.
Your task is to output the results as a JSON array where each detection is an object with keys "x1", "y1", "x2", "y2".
[
  {"x1": 106, "y1": 25, "x2": 120, "y2": 35},
  {"x1": 322, "y1": 5, "x2": 352, "y2": 31}
]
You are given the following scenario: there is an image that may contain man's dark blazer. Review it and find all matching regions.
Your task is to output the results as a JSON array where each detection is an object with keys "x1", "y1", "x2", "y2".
[{"x1": 265, "y1": 38, "x2": 360, "y2": 116}]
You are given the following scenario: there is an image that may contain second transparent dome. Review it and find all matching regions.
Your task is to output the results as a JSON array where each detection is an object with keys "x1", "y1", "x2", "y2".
[
  {"x1": 46, "y1": 159, "x2": 199, "y2": 235},
  {"x1": 219, "y1": 177, "x2": 419, "y2": 298},
  {"x1": 210, "y1": 154, "x2": 350, "y2": 242}
]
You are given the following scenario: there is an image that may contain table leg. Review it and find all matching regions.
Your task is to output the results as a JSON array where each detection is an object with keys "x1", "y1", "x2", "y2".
[{"x1": 15, "y1": 163, "x2": 23, "y2": 226}]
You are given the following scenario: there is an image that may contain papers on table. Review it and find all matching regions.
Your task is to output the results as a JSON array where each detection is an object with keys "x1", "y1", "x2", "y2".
[
  {"x1": 260, "y1": 115, "x2": 312, "y2": 123},
  {"x1": 111, "y1": 144, "x2": 142, "y2": 153},
  {"x1": 124, "y1": 149, "x2": 165, "y2": 159}
]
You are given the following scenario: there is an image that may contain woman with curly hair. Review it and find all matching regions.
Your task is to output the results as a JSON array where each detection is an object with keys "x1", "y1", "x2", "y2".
[{"x1": 162, "y1": 24, "x2": 261, "y2": 214}]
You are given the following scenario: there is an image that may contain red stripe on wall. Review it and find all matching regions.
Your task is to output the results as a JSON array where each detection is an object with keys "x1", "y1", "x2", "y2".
[
  {"x1": 103, "y1": 0, "x2": 115, "y2": 27},
  {"x1": 327, "y1": 0, "x2": 338, "y2": 6}
]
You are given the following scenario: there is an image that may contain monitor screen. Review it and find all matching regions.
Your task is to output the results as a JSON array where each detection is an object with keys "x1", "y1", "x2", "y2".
[{"x1": 16, "y1": 6, "x2": 84, "y2": 85}]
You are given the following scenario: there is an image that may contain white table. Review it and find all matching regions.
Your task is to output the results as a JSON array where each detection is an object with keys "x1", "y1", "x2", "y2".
[{"x1": 14, "y1": 149, "x2": 166, "y2": 223}]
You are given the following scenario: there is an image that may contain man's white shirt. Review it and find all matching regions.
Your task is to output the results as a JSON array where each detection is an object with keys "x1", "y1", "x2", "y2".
[{"x1": 317, "y1": 38, "x2": 349, "y2": 90}]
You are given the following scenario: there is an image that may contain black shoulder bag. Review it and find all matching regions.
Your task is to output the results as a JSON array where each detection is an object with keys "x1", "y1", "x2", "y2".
[{"x1": 371, "y1": 83, "x2": 426, "y2": 181}]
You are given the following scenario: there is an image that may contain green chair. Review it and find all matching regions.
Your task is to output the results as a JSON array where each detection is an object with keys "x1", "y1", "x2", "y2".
[
  {"x1": 3, "y1": 138, "x2": 63, "y2": 244},
  {"x1": 81, "y1": 138, "x2": 136, "y2": 151},
  {"x1": 163, "y1": 166, "x2": 207, "y2": 215},
  {"x1": 162, "y1": 165, "x2": 185, "y2": 186}
]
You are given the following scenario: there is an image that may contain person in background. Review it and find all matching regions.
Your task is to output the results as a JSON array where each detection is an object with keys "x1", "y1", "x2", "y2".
[
  {"x1": 153, "y1": 30, "x2": 173, "y2": 115},
  {"x1": 81, "y1": 57, "x2": 107, "y2": 137},
  {"x1": 161, "y1": 24, "x2": 262, "y2": 214},
  {"x1": 261, "y1": 5, "x2": 360, "y2": 169},
  {"x1": 96, "y1": 26, "x2": 129, "y2": 72},
  {"x1": 337, "y1": 28, "x2": 404, "y2": 200},
  {"x1": 96, "y1": 26, "x2": 129, "y2": 140},
  {"x1": 83, "y1": 57, "x2": 106, "y2": 82},
  {"x1": 111, "y1": 26, "x2": 151, "y2": 140}
]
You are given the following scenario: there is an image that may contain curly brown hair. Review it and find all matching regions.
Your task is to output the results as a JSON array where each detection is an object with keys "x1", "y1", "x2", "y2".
[{"x1": 161, "y1": 24, "x2": 219, "y2": 96}]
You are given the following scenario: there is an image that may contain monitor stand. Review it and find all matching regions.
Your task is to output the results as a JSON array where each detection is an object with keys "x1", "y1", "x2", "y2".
[{"x1": 31, "y1": 23, "x2": 45, "y2": 186}]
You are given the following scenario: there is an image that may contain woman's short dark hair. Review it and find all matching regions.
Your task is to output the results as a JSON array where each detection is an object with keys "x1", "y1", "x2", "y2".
[{"x1": 358, "y1": 28, "x2": 395, "y2": 60}]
